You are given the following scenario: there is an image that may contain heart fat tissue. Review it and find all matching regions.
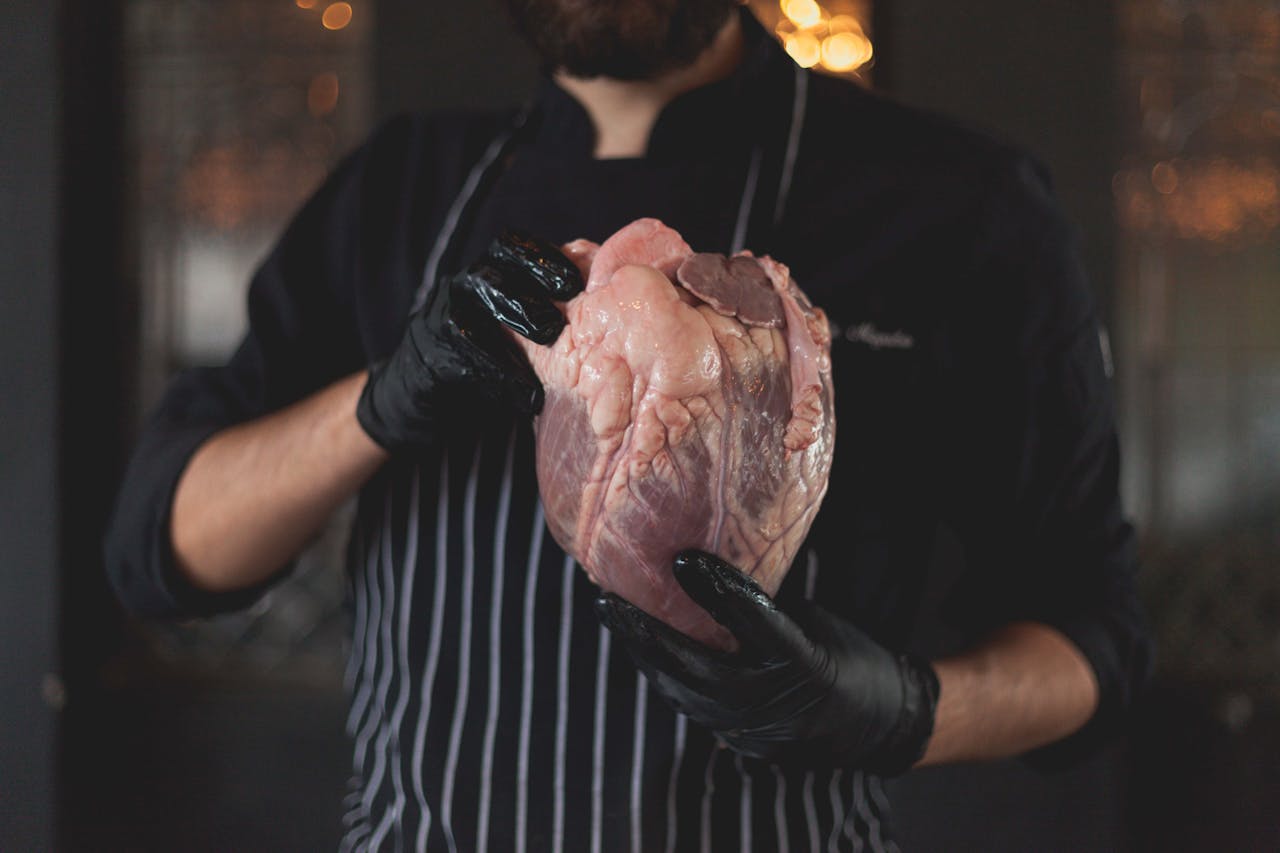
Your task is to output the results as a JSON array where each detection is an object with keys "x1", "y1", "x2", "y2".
[{"x1": 513, "y1": 218, "x2": 836, "y2": 649}]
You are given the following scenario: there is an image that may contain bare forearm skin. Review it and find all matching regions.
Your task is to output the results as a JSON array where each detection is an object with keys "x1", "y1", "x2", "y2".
[
  {"x1": 918, "y1": 622, "x2": 1100, "y2": 766},
  {"x1": 170, "y1": 372, "x2": 388, "y2": 593}
]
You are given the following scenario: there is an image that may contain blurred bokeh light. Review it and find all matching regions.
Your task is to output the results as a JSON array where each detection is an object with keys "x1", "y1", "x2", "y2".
[{"x1": 754, "y1": 0, "x2": 875, "y2": 78}]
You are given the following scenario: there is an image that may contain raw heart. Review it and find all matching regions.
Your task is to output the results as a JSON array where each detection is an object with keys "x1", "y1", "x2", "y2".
[{"x1": 514, "y1": 218, "x2": 835, "y2": 649}]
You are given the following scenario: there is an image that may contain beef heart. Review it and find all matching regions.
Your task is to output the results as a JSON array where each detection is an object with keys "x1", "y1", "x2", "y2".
[{"x1": 514, "y1": 219, "x2": 835, "y2": 649}]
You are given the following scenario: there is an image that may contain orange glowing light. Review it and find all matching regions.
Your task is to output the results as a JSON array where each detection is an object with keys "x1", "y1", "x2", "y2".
[
  {"x1": 784, "y1": 31, "x2": 822, "y2": 68},
  {"x1": 820, "y1": 32, "x2": 872, "y2": 72},
  {"x1": 781, "y1": 0, "x2": 823, "y2": 29},
  {"x1": 296, "y1": 0, "x2": 317, "y2": 8},
  {"x1": 1116, "y1": 159, "x2": 1280, "y2": 243},
  {"x1": 308, "y1": 72, "x2": 340, "y2": 117},
  {"x1": 1152, "y1": 161, "x2": 1179, "y2": 194},
  {"x1": 322, "y1": 2, "x2": 353, "y2": 30}
]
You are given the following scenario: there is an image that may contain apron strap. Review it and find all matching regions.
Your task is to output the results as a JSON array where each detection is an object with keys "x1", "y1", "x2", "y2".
[
  {"x1": 411, "y1": 106, "x2": 534, "y2": 314},
  {"x1": 732, "y1": 64, "x2": 810, "y2": 255}
]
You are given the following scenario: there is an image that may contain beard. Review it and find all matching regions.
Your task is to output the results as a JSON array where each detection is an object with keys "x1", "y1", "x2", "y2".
[{"x1": 503, "y1": 0, "x2": 739, "y2": 80}]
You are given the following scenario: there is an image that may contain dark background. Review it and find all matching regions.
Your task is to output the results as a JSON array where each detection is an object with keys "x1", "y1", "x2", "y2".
[{"x1": 4, "y1": 0, "x2": 1277, "y2": 850}]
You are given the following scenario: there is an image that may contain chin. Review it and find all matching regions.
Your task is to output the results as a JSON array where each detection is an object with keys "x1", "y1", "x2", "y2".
[{"x1": 503, "y1": 0, "x2": 739, "y2": 80}]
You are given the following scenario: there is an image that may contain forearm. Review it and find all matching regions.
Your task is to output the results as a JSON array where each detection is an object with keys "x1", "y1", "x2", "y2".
[
  {"x1": 171, "y1": 371, "x2": 388, "y2": 593},
  {"x1": 917, "y1": 621, "x2": 1099, "y2": 766}
]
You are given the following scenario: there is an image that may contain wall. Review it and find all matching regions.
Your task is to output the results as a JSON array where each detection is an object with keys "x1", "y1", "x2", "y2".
[{"x1": 0, "y1": 5, "x2": 60, "y2": 850}]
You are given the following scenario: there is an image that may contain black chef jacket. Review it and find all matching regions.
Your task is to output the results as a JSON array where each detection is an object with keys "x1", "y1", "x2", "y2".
[{"x1": 104, "y1": 10, "x2": 1152, "y2": 852}]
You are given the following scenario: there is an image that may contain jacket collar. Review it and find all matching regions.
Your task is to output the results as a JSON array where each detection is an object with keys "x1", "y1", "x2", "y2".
[{"x1": 530, "y1": 8, "x2": 796, "y2": 161}]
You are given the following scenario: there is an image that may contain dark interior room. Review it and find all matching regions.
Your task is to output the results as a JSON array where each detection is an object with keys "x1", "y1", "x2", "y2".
[{"x1": 3, "y1": 1, "x2": 1278, "y2": 850}]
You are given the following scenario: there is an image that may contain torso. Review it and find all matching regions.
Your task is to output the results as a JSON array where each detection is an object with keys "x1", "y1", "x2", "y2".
[{"x1": 340, "y1": 33, "x2": 1021, "y2": 850}]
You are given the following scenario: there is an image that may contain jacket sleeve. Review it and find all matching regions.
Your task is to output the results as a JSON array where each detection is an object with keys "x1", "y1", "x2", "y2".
[
  {"x1": 940, "y1": 154, "x2": 1154, "y2": 766},
  {"x1": 103, "y1": 115, "x2": 420, "y2": 618}
]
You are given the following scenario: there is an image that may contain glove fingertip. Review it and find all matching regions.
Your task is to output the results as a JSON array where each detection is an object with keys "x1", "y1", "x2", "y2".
[
  {"x1": 594, "y1": 594, "x2": 654, "y2": 639},
  {"x1": 673, "y1": 550, "x2": 769, "y2": 609},
  {"x1": 493, "y1": 230, "x2": 585, "y2": 300},
  {"x1": 672, "y1": 548, "x2": 713, "y2": 574},
  {"x1": 525, "y1": 313, "x2": 566, "y2": 347},
  {"x1": 593, "y1": 594, "x2": 622, "y2": 627}
]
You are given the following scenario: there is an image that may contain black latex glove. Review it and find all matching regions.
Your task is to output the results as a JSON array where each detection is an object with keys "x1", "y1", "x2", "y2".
[
  {"x1": 358, "y1": 231, "x2": 583, "y2": 452},
  {"x1": 595, "y1": 550, "x2": 941, "y2": 776}
]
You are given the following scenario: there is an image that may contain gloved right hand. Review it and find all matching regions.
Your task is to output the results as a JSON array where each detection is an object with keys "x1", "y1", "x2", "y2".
[
  {"x1": 595, "y1": 550, "x2": 940, "y2": 776},
  {"x1": 357, "y1": 231, "x2": 584, "y2": 452}
]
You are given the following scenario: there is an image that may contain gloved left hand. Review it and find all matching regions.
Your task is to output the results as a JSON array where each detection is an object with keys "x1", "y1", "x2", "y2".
[
  {"x1": 357, "y1": 230, "x2": 582, "y2": 453},
  {"x1": 594, "y1": 550, "x2": 940, "y2": 776}
]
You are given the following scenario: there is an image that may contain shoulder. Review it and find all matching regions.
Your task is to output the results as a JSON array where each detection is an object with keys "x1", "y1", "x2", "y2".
[
  {"x1": 260, "y1": 108, "x2": 521, "y2": 339},
  {"x1": 796, "y1": 77, "x2": 1093, "y2": 359},
  {"x1": 345, "y1": 107, "x2": 518, "y2": 203},
  {"x1": 324, "y1": 108, "x2": 520, "y2": 276},
  {"x1": 802, "y1": 74, "x2": 1057, "y2": 224},
  {"x1": 367, "y1": 107, "x2": 519, "y2": 161}
]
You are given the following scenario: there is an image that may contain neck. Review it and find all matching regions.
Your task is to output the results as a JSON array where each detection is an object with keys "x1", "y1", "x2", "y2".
[{"x1": 554, "y1": 13, "x2": 744, "y2": 159}]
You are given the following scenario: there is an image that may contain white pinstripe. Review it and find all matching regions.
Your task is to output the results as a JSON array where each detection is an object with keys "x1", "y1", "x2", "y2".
[
  {"x1": 552, "y1": 553, "x2": 575, "y2": 851},
  {"x1": 868, "y1": 776, "x2": 894, "y2": 853},
  {"x1": 827, "y1": 770, "x2": 846, "y2": 853},
  {"x1": 700, "y1": 746, "x2": 719, "y2": 853},
  {"x1": 439, "y1": 443, "x2": 483, "y2": 853},
  {"x1": 803, "y1": 771, "x2": 820, "y2": 853},
  {"x1": 354, "y1": 506, "x2": 394, "y2": 778},
  {"x1": 737, "y1": 753, "x2": 752, "y2": 852},
  {"x1": 475, "y1": 429, "x2": 516, "y2": 853},
  {"x1": 630, "y1": 673, "x2": 648, "y2": 853},
  {"x1": 411, "y1": 458, "x2": 451, "y2": 852},
  {"x1": 343, "y1": 785, "x2": 362, "y2": 811},
  {"x1": 774, "y1": 765, "x2": 790, "y2": 853},
  {"x1": 342, "y1": 782, "x2": 366, "y2": 830},
  {"x1": 665, "y1": 714, "x2": 688, "y2": 853},
  {"x1": 341, "y1": 823, "x2": 370, "y2": 853},
  {"x1": 411, "y1": 123, "x2": 522, "y2": 314},
  {"x1": 805, "y1": 549, "x2": 819, "y2": 600},
  {"x1": 591, "y1": 625, "x2": 611, "y2": 853},
  {"x1": 337, "y1": 558, "x2": 368, "y2": 835},
  {"x1": 341, "y1": 800, "x2": 364, "y2": 828},
  {"x1": 340, "y1": 514, "x2": 387, "y2": 853},
  {"x1": 368, "y1": 471, "x2": 423, "y2": 852},
  {"x1": 845, "y1": 771, "x2": 865, "y2": 853},
  {"x1": 357, "y1": 501, "x2": 398, "y2": 825},
  {"x1": 773, "y1": 66, "x2": 810, "y2": 227},
  {"x1": 731, "y1": 146, "x2": 764, "y2": 254},
  {"x1": 514, "y1": 503, "x2": 546, "y2": 853},
  {"x1": 344, "y1": 525, "x2": 368, "y2": 696},
  {"x1": 345, "y1": 526, "x2": 382, "y2": 740},
  {"x1": 341, "y1": 765, "x2": 373, "y2": 853}
]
